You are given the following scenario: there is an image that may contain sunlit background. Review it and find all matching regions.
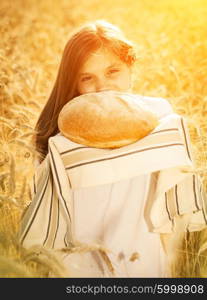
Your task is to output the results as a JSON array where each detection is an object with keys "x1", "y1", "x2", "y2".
[{"x1": 0, "y1": 0, "x2": 207, "y2": 277}]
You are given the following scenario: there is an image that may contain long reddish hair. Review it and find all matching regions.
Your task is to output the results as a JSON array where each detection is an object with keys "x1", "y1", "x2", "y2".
[{"x1": 34, "y1": 20, "x2": 137, "y2": 163}]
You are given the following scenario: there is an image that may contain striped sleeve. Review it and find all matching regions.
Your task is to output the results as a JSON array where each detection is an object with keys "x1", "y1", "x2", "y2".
[
  {"x1": 48, "y1": 138, "x2": 75, "y2": 246},
  {"x1": 149, "y1": 173, "x2": 207, "y2": 233},
  {"x1": 18, "y1": 155, "x2": 70, "y2": 249}
]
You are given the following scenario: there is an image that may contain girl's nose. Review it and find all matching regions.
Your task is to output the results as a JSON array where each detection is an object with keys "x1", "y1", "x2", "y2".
[{"x1": 95, "y1": 77, "x2": 111, "y2": 92}]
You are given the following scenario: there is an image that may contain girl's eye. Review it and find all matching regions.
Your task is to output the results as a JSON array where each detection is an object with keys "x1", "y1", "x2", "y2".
[
  {"x1": 81, "y1": 76, "x2": 92, "y2": 82},
  {"x1": 108, "y1": 68, "x2": 120, "y2": 75}
]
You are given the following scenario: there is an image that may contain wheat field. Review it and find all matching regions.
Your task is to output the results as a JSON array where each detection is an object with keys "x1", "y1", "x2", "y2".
[{"x1": 0, "y1": 0, "x2": 207, "y2": 277}]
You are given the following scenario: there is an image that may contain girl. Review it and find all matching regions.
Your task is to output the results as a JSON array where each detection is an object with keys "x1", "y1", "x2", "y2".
[
  {"x1": 19, "y1": 20, "x2": 207, "y2": 277},
  {"x1": 34, "y1": 20, "x2": 138, "y2": 163}
]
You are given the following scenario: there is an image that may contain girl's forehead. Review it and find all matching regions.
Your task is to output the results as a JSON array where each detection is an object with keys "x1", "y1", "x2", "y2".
[
  {"x1": 80, "y1": 48, "x2": 122, "y2": 73},
  {"x1": 88, "y1": 47, "x2": 112, "y2": 57}
]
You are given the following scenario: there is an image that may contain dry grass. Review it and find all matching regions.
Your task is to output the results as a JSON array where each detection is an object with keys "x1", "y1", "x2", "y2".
[{"x1": 0, "y1": 0, "x2": 207, "y2": 277}]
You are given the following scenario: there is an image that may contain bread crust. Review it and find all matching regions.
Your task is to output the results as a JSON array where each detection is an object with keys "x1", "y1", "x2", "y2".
[{"x1": 58, "y1": 91, "x2": 159, "y2": 148}]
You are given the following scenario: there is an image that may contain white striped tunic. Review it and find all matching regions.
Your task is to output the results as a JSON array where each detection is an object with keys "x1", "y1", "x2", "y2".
[{"x1": 19, "y1": 95, "x2": 207, "y2": 277}]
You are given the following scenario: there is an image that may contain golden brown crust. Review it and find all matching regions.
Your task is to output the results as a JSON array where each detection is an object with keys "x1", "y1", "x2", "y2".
[{"x1": 58, "y1": 91, "x2": 159, "y2": 148}]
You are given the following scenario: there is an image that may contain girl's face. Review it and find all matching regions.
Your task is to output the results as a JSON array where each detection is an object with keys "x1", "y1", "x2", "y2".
[{"x1": 77, "y1": 47, "x2": 133, "y2": 95}]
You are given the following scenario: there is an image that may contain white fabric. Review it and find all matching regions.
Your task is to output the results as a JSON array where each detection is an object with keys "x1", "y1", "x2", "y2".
[
  {"x1": 63, "y1": 174, "x2": 168, "y2": 277},
  {"x1": 19, "y1": 95, "x2": 207, "y2": 278}
]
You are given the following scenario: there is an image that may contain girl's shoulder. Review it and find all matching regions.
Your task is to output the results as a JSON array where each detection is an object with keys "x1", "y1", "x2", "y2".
[{"x1": 134, "y1": 94, "x2": 174, "y2": 119}]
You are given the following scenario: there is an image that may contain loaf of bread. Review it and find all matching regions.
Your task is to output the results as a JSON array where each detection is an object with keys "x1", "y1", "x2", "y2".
[{"x1": 58, "y1": 91, "x2": 159, "y2": 148}]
